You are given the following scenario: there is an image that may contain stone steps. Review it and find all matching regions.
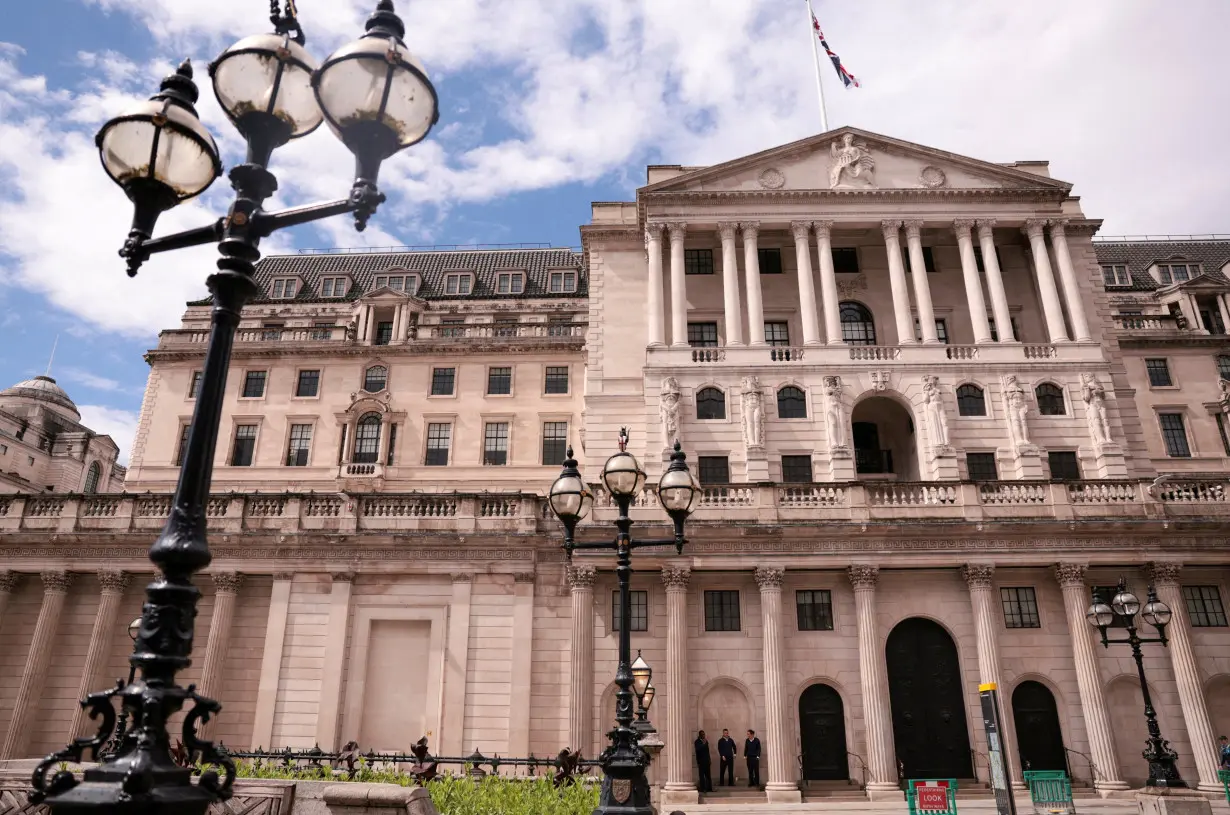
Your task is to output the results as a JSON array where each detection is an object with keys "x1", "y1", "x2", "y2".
[{"x1": 672, "y1": 795, "x2": 1230, "y2": 815}]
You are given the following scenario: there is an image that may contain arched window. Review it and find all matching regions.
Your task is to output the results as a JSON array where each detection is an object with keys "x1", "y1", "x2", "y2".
[
  {"x1": 83, "y1": 461, "x2": 102, "y2": 494},
  {"x1": 840, "y1": 302, "x2": 876, "y2": 345},
  {"x1": 363, "y1": 365, "x2": 388, "y2": 393},
  {"x1": 696, "y1": 387, "x2": 726, "y2": 420},
  {"x1": 777, "y1": 386, "x2": 807, "y2": 419},
  {"x1": 353, "y1": 412, "x2": 383, "y2": 463},
  {"x1": 1035, "y1": 383, "x2": 1066, "y2": 416},
  {"x1": 956, "y1": 384, "x2": 986, "y2": 417}
]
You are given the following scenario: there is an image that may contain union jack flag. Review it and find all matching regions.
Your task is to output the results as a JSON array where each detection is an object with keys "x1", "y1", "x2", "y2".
[{"x1": 811, "y1": 12, "x2": 860, "y2": 88}]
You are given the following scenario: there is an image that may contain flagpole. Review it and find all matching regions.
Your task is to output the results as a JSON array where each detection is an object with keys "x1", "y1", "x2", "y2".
[{"x1": 805, "y1": 0, "x2": 829, "y2": 132}]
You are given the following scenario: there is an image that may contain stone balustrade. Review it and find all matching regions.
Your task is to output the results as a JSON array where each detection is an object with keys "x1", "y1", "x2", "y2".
[
  {"x1": 1112, "y1": 314, "x2": 1182, "y2": 332},
  {"x1": 155, "y1": 321, "x2": 587, "y2": 351},
  {"x1": 653, "y1": 342, "x2": 1101, "y2": 366}
]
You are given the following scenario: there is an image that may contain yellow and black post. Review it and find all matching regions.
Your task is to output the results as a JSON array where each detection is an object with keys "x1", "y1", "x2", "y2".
[{"x1": 978, "y1": 683, "x2": 1017, "y2": 815}]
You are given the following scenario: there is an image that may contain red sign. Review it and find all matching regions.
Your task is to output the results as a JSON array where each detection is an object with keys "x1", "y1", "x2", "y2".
[{"x1": 913, "y1": 781, "x2": 951, "y2": 812}]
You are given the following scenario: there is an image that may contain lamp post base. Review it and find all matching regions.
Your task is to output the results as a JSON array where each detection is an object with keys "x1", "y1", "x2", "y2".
[
  {"x1": 1136, "y1": 789, "x2": 1214, "y2": 815},
  {"x1": 595, "y1": 759, "x2": 653, "y2": 815}
]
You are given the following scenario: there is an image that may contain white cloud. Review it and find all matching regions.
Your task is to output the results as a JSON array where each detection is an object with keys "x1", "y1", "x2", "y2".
[
  {"x1": 76, "y1": 404, "x2": 139, "y2": 465},
  {"x1": 60, "y1": 366, "x2": 136, "y2": 394}
]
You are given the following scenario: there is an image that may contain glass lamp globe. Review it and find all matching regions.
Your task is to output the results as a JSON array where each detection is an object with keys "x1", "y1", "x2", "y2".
[
  {"x1": 210, "y1": 33, "x2": 323, "y2": 142},
  {"x1": 128, "y1": 617, "x2": 142, "y2": 641},
  {"x1": 603, "y1": 449, "x2": 646, "y2": 499},
  {"x1": 549, "y1": 470, "x2": 593, "y2": 525},
  {"x1": 630, "y1": 652, "x2": 652, "y2": 698},
  {"x1": 658, "y1": 444, "x2": 699, "y2": 516},
  {"x1": 1086, "y1": 600, "x2": 1114, "y2": 629},
  {"x1": 1111, "y1": 587, "x2": 1141, "y2": 619},
  {"x1": 641, "y1": 682, "x2": 656, "y2": 711},
  {"x1": 1142, "y1": 597, "x2": 1172, "y2": 628}
]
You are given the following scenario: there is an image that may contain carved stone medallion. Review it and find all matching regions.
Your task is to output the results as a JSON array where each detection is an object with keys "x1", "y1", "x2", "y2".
[
  {"x1": 919, "y1": 166, "x2": 947, "y2": 188},
  {"x1": 758, "y1": 168, "x2": 786, "y2": 190},
  {"x1": 836, "y1": 274, "x2": 868, "y2": 298}
]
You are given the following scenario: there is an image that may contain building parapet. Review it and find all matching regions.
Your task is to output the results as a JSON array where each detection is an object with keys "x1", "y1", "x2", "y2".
[
  {"x1": 153, "y1": 322, "x2": 588, "y2": 354},
  {"x1": 659, "y1": 342, "x2": 1101, "y2": 367}
]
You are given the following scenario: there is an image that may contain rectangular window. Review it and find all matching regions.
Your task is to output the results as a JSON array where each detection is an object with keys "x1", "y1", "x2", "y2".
[
  {"x1": 612, "y1": 589, "x2": 649, "y2": 632},
  {"x1": 684, "y1": 249, "x2": 714, "y2": 275},
  {"x1": 1145, "y1": 358, "x2": 1173, "y2": 387},
  {"x1": 261, "y1": 323, "x2": 284, "y2": 341},
  {"x1": 697, "y1": 456, "x2": 730, "y2": 485},
  {"x1": 548, "y1": 318, "x2": 572, "y2": 337},
  {"x1": 1158, "y1": 264, "x2": 1197, "y2": 285},
  {"x1": 1159, "y1": 413, "x2": 1191, "y2": 457},
  {"x1": 549, "y1": 271, "x2": 578, "y2": 293},
  {"x1": 242, "y1": 371, "x2": 267, "y2": 398},
  {"x1": 430, "y1": 367, "x2": 456, "y2": 396},
  {"x1": 386, "y1": 423, "x2": 398, "y2": 466},
  {"x1": 443, "y1": 273, "x2": 471, "y2": 295},
  {"x1": 988, "y1": 316, "x2": 1020, "y2": 343},
  {"x1": 487, "y1": 366, "x2": 512, "y2": 395},
  {"x1": 687, "y1": 322, "x2": 719, "y2": 347},
  {"x1": 483, "y1": 422, "x2": 509, "y2": 465},
  {"x1": 188, "y1": 371, "x2": 202, "y2": 399},
  {"x1": 704, "y1": 590, "x2": 741, "y2": 632},
  {"x1": 1000, "y1": 587, "x2": 1041, "y2": 629},
  {"x1": 1182, "y1": 586, "x2": 1228, "y2": 627},
  {"x1": 544, "y1": 366, "x2": 569, "y2": 394},
  {"x1": 425, "y1": 423, "x2": 451, "y2": 466},
  {"x1": 374, "y1": 321, "x2": 393, "y2": 345},
  {"x1": 310, "y1": 322, "x2": 333, "y2": 341},
  {"x1": 440, "y1": 318, "x2": 465, "y2": 337},
  {"x1": 542, "y1": 421, "x2": 568, "y2": 465},
  {"x1": 913, "y1": 318, "x2": 949, "y2": 343},
  {"x1": 796, "y1": 589, "x2": 834, "y2": 631},
  {"x1": 1048, "y1": 450, "x2": 1081, "y2": 481},
  {"x1": 285, "y1": 424, "x2": 312, "y2": 466},
  {"x1": 230, "y1": 425, "x2": 258, "y2": 467},
  {"x1": 496, "y1": 272, "x2": 525, "y2": 294},
  {"x1": 176, "y1": 424, "x2": 190, "y2": 466},
  {"x1": 1217, "y1": 413, "x2": 1230, "y2": 456},
  {"x1": 781, "y1": 455, "x2": 813, "y2": 483},
  {"x1": 966, "y1": 452, "x2": 999, "y2": 481},
  {"x1": 271, "y1": 278, "x2": 297, "y2": 299},
  {"x1": 757, "y1": 247, "x2": 783, "y2": 275},
  {"x1": 1101, "y1": 264, "x2": 1131, "y2": 286},
  {"x1": 494, "y1": 317, "x2": 519, "y2": 338},
  {"x1": 832, "y1": 247, "x2": 860, "y2": 274},
  {"x1": 902, "y1": 245, "x2": 937, "y2": 274},
  {"x1": 764, "y1": 321, "x2": 790, "y2": 346},
  {"x1": 320, "y1": 277, "x2": 347, "y2": 297},
  {"x1": 296, "y1": 370, "x2": 320, "y2": 398}
]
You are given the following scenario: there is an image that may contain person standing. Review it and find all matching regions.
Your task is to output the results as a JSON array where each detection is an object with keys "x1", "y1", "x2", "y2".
[
  {"x1": 744, "y1": 729, "x2": 762, "y2": 789},
  {"x1": 717, "y1": 728, "x2": 737, "y2": 786},
  {"x1": 694, "y1": 730, "x2": 714, "y2": 793},
  {"x1": 1219, "y1": 735, "x2": 1230, "y2": 770}
]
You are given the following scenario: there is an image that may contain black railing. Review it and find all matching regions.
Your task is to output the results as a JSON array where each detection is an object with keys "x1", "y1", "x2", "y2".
[{"x1": 855, "y1": 448, "x2": 893, "y2": 475}]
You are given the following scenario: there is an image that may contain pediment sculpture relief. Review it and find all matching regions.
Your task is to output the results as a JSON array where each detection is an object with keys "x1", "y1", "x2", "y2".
[{"x1": 828, "y1": 133, "x2": 876, "y2": 189}]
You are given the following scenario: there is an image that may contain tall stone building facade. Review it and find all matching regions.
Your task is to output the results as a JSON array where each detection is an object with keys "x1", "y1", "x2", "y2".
[{"x1": 0, "y1": 128, "x2": 1228, "y2": 804}]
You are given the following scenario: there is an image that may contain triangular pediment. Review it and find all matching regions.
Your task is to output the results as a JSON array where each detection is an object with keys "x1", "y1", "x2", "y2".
[
  {"x1": 1167, "y1": 273, "x2": 1230, "y2": 292},
  {"x1": 358, "y1": 287, "x2": 425, "y2": 306},
  {"x1": 640, "y1": 127, "x2": 1072, "y2": 195}
]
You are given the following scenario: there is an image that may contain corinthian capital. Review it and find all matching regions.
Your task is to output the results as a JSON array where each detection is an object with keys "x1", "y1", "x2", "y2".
[
  {"x1": 1147, "y1": 561, "x2": 1182, "y2": 588},
  {"x1": 812, "y1": 220, "x2": 833, "y2": 240},
  {"x1": 212, "y1": 571, "x2": 244, "y2": 594},
  {"x1": 1022, "y1": 219, "x2": 1048, "y2": 240},
  {"x1": 790, "y1": 221, "x2": 812, "y2": 241},
  {"x1": 1053, "y1": 562, "x2": 1087, "y2": 587},
  {"x1": 738, "y1": 221, "x2": 760, "y2": 239},
  {"x1": 717, "y1": 222, "x2": 739, "y2": 242},
  {"x1": 951, "y1": 219, "x2": 976, "y2": 237},
  {"x1": 961, "y1": 563, "x2": 994, "y2": 589},
  {"x1": 0, "y1": 571, "x2": 19, "y2": 594},
  {"x1": 567, "y1": 564, "x2": 597, "y2": 590},
  {"x1": 974, "y1": 219, "x2": 996, "y2": 238},
  {"x1": 644, "y1": 223, "x2": 665, "y2": 244},
  {"x1": 1047, "y1": 218, "x2": 1070, "y2": 237},
  {"x1": 661, "y1": 566, "x2": 691, "y2": 591},
  {"x1": 847, "y1": 564, "x2": 879, "y2": 590},
  {"x1": 42, "y1": 570, "x2": 72, "y2": 593},
  {"x1": 902, "y1": 220, "x2": 924, "y2": 240},
  {"x1": 666, "y1": 222, "x2": 687, "y2": 242},
  {"x1": 98, "y1": 570, "x2": 129, "y2": 594},
  {"x1": 880, "y1": 219, "x2": 903, "y2": 240},
  {"x1": 754, "y1": 566, "x2": 785, "y2": 591}
]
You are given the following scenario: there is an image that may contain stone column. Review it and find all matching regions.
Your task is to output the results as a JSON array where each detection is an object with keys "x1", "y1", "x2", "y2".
[
  {"x1": 442, "y1": 573, "x2": 473, "y2": 755},
  {"x1": 848, "y1": 565, "x2": 900, "y2": 799},
  {"x1": 662, "y1": 566, "x2": 696, "y2": 804},
  {"x1": 1, "y1": 571, "x2": 72, "y2": 759},
  {"x1": 880, "y1": 220, "x2": 915, "y2": 345},
  {"x1": 198, "y1": 572, "x2": 243, "y2": 739},
  {"x1": 791, "y1": 222, "x2": 822, "y2": 346},
  {"x1": 646, "y1": 224, "x2": 666, "y2": 347},
  {"x1": 755, "y1": 567, "x2": 802, "y2": 802},
  {"x1": 668, "y1": 223, "x2": 688, "y2": 347},
  {"x1": 1047, "y1": 220, "x2": 1092, "y2": 342},
  {"x1": 251, "y1": 572, "x2": 293, "y2": 749},
  {"x1": 903, "y1": 221, "x2": 939, "y2": 343},
  {"x1": 962, "y1": 564, "x2": 1021, "y2": 788},
  {"x1": 1149, "y1": 562, "x2": 1222, "y2": 791},
  {"x1": 567, "y1": 565, "x2": 597, "y2": 754},
  {"x1": 741, "y1": 222, "x2": 766, "y2": 346},
  {"x1": 953, "y1": 220, "x2": 993, "y2": 344},
  {"x1": 1023, "y1": 220, "x2": 1069, "y2": 343},
  {"x1": 69, "y1": 570, "x2": 129, "y2": 738},
  {"x1": 316, "y1": 572, "x2": 354, "y2": 750},
  {"x1": 509, "y1": 573, "x2": 536, "y2": 759},
  {"x1": 976, "y1": 220, "x2": 1015, "y2": 342},
  {"x1": 1217, "y1": 295, "x2": 1230, "y2": 336},
  {"x1": 718, "y1": 222, "x2": 744, "y2": 346},
  {"x1": 1053, "y1": 563, "x2": 1127, "y2": 792},
  {"x1": 814, "y1": 220, "x2": 843, "y2": 344},
  {"x1": 0, "y1": 571, "x2": 20, "y2": 629}
]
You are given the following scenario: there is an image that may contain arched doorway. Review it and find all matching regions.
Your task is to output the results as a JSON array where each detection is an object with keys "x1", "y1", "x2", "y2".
[
  {"x1": 1012, "y1": 681, "x2": 1066, "y2": 772},
  {"x1": 799, "y1": 684, "x2": 849, "y2": 781},
  {"x1": 850, "y1": 397, "x2": 919, "y2": 480},
  {"x1": 886, "y1": 618, "x2": 973, "y2": 779}
]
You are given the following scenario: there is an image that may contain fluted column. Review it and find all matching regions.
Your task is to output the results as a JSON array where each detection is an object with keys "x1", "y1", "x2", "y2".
[
  {"x1": 741, "y1": 222, "x2": 766, "y2": 345},
  {"x1": 1023, "y1": 220, "x2": 1069, "y2": 343},
  {"x1": 69, "y1": 571, "x2": 129, "y2": 738},
  {"x1": 1048, "y1": 220, "x2": 1092, "y2": 342},
  {"x1": 1054, "y1": 563, "x2": 1127, "y2": 791},
  {"x1": 962, "y1": 564, "x2": 1020, "y2": 787},
  {"x1": 668, "y1": 223, "x2": 688, "y2": 347},
  {"x1": 2, "y1": 571, "x2": 72, "y2": 759},
  {"x1": 849, "y1": 565, "x2": 898, "y2": 795},
  {"x1": 567, "y1": 565, "x2": 597, "y2": 753},
  {"x1": 1149, "y1": 562, "x2": 1222, "y2": 791},
  {"x1": 904, "y1": 221, "x2": 939, "y2": 343},
  {"x1": 791, "y1": 223, "x2": 822, "y2": 346},
  {"x1": 662, "y1": 566, "x2": 695, "y2": 797},
  {"x1": 953, "y1": 220, "x2": 993, "y2": 344},
  {"x1": 814, "y1": 220, "x2": 843, "y2": 344},
  {"x1": 646, "y1": 224, "x2": 666, "y2": 347},
  {"x1": 198, "y1": 572, "x2": 243, "y2": 739},
  {"x1": 756, "y1": 567, "x2": 800, "y2": 801},
  {"x1": 881, "y1": 220, "x2": 914, "y2": 345},
  {"x1": 719, "y1": 222, "x2": 744, "y2": 345},
  {"x1": 976, "y1": 220, "x2": 1014, "y2": 342},
  {"x1": 0, "y1": 571, "x2": 20, "y2": 629}
]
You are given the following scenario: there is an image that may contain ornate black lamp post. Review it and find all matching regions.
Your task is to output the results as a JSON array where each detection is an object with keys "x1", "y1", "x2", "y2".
[
  {"x1": 548, "y1": 429, "x2": 698, "y2": 815},
  {"x1": 101, "y1": 618, "x2": 143, "y2": 759},
  {"x1": 1086, "y1": 577, "x2": 1184, "y2": 788},
  {"x1": 631, "y1": 652, "x2": 656, "y2": 735},
  {"x1": 31, "y1": 3, "x2": 438, "y2": 813}
]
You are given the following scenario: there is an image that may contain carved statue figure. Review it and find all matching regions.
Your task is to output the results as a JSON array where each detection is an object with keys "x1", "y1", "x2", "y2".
[
  {"x1": 828, "y1": 133, "x2": 876, "y2": 188},
  {"x1": 823, "y1": 376, "x2": 848, "y2": 449},
  {"x1": 1219, "y1": 378, "x2": 1230, "y2": 416},
  {"x1": 742, "y1": 376, "x2": 765, "y2": 449},
  {"x1": 659, "y1": 377, "x2": 682, "y2": 449},
  {"x1": 345, "y1": 319, "x2": 358, "y2": 341},
  {"x1": 405, "y1": 312, "x2": 419, "y2": 340},
  {"x1": 1081, "y1": 373, "x2": 1113, "y2": 446},
  {"x1": 1004, "y1": 375, "x2": 1032, "y2": 447},
  {"x1": 922, "y1": 375, "x2": 950, "y2": 447}
]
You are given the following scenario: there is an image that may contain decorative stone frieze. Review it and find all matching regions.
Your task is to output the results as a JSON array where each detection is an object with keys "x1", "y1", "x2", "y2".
[{"x1": 513, "y1": 572, "x2": 535, "y2": 584}]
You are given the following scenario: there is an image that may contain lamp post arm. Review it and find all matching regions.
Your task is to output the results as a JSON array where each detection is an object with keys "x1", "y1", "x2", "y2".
[
  {"x1": 628, "y1": 537, "x2": 687, "y2": 550},
  {"x1": 250, "y1": 197, "x2": 358, "y2": 238},
  {"x1": 120, "y1": 219, "x2": 226, "y2": 276}
]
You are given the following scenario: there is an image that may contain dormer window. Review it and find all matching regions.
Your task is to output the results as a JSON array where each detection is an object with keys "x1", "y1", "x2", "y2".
[
  {"x1": 1156, "y1": 262, "x2": 1200, "y2": 285},
  {"x1": 374, "y1": 273, "x2": 419, "y2": 295},
  {"x1": 549, "y1": 271, "x2": 578, "y2": 293},
  {"x1": 496, "y1": 272, "x2": 525, "y2": 294},
  {"x1": 271, "y1": 278, "x2": 298, "y2": 299},
  {"x1": 321, "y1": 276, "x2": 348, "y2": 297},
  {"x1": 444, "y1": 273, "x2": 473, "y2": 295},
  {"x1": 1101, "y1": 265, "x2": 1130, "y2": 287}
]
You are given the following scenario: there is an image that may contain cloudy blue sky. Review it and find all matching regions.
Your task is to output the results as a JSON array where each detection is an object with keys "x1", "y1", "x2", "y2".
[{"x1": 1, "y1": 0, "x2": 1228, "y2": 463}]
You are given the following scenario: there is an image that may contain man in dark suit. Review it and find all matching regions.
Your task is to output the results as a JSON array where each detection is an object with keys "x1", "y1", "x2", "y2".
[
  {"x1": 744, "y1": 729, "x2": 762, "y2": 788},
  {"x1": 694, "y1": 730, "x2": 713, "y2": 793},
  {"x1": 717, "y1": 728, "x2": 737, "y2": 786}
]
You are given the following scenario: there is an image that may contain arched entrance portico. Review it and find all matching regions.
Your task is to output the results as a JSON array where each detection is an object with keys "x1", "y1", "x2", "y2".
[
  {"x1": 850, "y1": 396, "x2": 919, "y2": 480},
  {"x1": 1011, "y1": 681, "x2": 1066, "y2": 772},
  {"x1": 798, "y1": 683, "x2": 848, "y2": 781},
  {"x1": 886, "y1": 618, "x2": 973, "y2": 779}
]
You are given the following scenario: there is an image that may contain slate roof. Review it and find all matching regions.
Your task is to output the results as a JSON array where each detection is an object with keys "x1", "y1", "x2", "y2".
[{"x1": 1093, "y1": 239, "x2": 1230, "y2": 292}]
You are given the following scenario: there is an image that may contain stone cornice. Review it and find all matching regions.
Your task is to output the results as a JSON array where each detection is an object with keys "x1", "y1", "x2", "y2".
[
  {"x1": 640, "y1": 187, "x2": 1070, "y2": 207},
  {"x1": 147, "y1": 338, "x2": 586, "y2": 363}
]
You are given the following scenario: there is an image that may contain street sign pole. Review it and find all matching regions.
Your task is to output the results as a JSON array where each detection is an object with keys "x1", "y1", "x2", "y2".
[{"x1": 979, "y1": 683, "x2": 1017, "y2": 815}]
